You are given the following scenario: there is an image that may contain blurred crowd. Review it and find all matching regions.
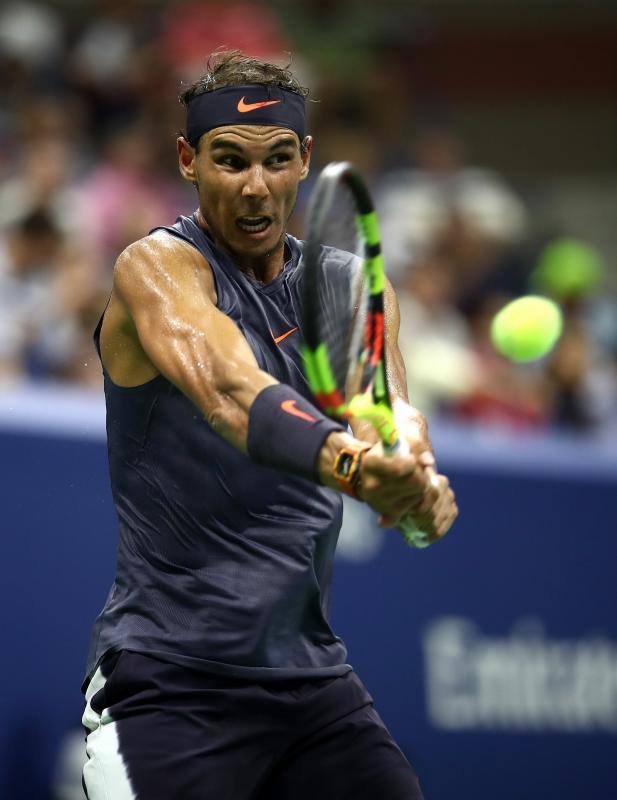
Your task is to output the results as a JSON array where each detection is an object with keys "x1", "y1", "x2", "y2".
[{"x1": 1, "y1": 0, "x2": 616, "y2": 437}]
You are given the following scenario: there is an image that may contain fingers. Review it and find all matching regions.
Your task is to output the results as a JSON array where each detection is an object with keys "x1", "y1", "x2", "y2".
[
  {"x1": 418, "y1": 450, "x2": 435, "y2": 468},
  {"x1": 410, "y1": 470, "x2": 444, "y2": 517},
  {"x1": 358, "y1": 445, "x2": 459, "y2": 545},
  {"x1": 362, "y1": 466, "x2": 428, "y2": 519},
  {"x1": 411, "y1": 475, "x2": 458, "y2": 543},
  {"x1": 383, "y1": 473, "x2": 458, "y2": 545},
  {"x1": 362, "y1": 446, "x2": 428, "y2": 495},
  {"x1": 362, "y1": 445, "x2": 418, "y2": 481}
]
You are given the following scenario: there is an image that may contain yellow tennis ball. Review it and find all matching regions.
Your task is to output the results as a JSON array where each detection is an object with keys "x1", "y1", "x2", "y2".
[{"x1": 490, "y1": 295, "x2": 563, "y2": 363}]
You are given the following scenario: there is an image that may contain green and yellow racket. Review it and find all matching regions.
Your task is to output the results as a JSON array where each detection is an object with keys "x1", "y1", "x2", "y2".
[{"x1": 301, "y1": 161, "x2": 430, "y2": 548}]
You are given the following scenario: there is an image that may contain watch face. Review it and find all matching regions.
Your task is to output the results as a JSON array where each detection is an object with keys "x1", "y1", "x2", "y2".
[
  {"x1": 335, "y1": 450, "x2": 356, "y2": 480},
  {"x1": 339, "y1": 453, "x2": 354, "y2": 478}
]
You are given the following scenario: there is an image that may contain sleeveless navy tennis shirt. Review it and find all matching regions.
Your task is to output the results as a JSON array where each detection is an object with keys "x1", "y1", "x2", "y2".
[{"x1": 84, "y1": 214, "x2": 351, "y2": 686}]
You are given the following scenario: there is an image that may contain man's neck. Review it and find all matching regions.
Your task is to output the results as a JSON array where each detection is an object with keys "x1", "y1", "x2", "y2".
[{"x1": 195, "y1": 208, "x2": 287, "y2": 284}]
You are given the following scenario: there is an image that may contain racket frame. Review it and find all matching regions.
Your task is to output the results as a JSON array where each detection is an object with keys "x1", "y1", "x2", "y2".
[{"x1": 302, "y1": 161, "x2": 398, "y2": 448}]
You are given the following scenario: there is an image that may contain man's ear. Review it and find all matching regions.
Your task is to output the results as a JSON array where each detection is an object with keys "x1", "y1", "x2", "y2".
[
  {"x1": 299, "y1": 135, "x2": 313, "y2": 181},
  {"x1": 177, "y1": 136, "x2": 197, "y2": 184}
]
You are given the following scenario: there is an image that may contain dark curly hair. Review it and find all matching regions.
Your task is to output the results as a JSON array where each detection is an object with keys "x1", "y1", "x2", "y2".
[{"x1": 179, "y1": 49, "x2": 309, "y2": 107}]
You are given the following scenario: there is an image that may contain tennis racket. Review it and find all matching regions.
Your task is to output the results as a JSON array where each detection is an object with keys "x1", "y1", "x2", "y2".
[{"x1": 300, "y1": 161, "x2": 431, "y2": 548}]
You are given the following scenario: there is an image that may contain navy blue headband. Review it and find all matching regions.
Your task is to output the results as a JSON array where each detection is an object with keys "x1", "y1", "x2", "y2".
[{"x1": 186, "y1": 85, "x2": 306, "y2": 146}]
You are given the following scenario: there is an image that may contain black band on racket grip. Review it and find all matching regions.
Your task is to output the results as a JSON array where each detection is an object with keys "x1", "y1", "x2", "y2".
[{"x1": 247, "y1": 384, "x2": 344, "y2": 481}]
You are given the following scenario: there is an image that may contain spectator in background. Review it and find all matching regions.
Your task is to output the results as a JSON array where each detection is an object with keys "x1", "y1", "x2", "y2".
[
  {"x1": 0, "y1": 208, "x2": 65, "y2": 381},
  {"x1": 548, "y1": 319, "x2": 600, "y2": 429},
  {"x1": 0, "y1": 208, "x2": 105, "y2": 386},
  {"x1": 158, "y1": 1, "x2": 291, "y2": 79},
  {"x1": 377, "y1": 127, "x2": 528, "y2": 288},
  {"x1": 66, "y1": 0, "x2": 159, "y2": 134},
  {"x1": 75, "y1": 120, "x2": 191, "y2": 268},
  {"x1": 0, "y1": 99, "x2": 87, "y2": 234},
  {"x1": 397, "y1": 255, "x2": 480, "y2": 417},
  {"x1": 0, "y1": 1, "x2": 64, "y2": 101},
  {"x1": 0, "y1": 2, "x2": 67, "y2": 184}
]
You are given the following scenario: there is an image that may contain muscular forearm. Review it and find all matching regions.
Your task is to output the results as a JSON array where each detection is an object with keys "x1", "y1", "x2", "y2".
[
  {"x1": 129, "y1": 304, "x2": 275, "y2": 453},
  {"x1": 203, "y1": 355, "x2": 277, "y2": 452}
]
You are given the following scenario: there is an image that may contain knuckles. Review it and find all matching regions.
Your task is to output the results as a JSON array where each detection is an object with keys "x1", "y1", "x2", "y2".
[
  {"x1": 360, "y1": 456, "x2": 459, "y2": 539},
  {"x1": 363, "y1": 451, "x2": 417, "y2": 480}
]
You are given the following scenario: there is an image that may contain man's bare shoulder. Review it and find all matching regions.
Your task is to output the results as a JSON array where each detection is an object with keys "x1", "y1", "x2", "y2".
[
  {"x1": 113, "y1": 229, "x2": 216, "y2": 306},
  {"x1": 114, "y1": 229, "x2": 208, "y2": 278},
  {"x1": 102, "y1": 231, "x2": 217, "y2": 385}
]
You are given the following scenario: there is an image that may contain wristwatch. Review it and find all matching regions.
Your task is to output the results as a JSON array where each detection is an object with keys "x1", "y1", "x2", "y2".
[{"x1": 332, "y1": 443, "x2": 371, "y2": 499}]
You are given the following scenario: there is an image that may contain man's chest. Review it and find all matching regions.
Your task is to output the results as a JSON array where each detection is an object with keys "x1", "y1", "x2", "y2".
[{"x1": 231, "y1": 280, "x2": 307, "y2": 391}]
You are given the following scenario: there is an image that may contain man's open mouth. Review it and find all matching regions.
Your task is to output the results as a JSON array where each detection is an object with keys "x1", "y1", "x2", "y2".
[{"x1": 236, "y1": 216, "x2": 272, "y2": 233}]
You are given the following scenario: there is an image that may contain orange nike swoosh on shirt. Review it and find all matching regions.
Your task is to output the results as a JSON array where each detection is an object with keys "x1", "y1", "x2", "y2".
[
  {"x1": 281, "y1": 399, "x2": 317, "y2": 423},
  {"x1": 237, "y1": 97, "x2": 282, "y2": 113},
  {"x1": 272, "y1": 326, "x2": 298, "y2": 344}
]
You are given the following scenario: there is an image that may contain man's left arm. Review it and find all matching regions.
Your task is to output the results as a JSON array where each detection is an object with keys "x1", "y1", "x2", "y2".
[{"x1": 350, "y1": 281, "x2": 458, "y2": 544}]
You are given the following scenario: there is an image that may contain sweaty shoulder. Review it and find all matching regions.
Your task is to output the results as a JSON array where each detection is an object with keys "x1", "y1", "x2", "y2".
[
  {"x1": 100, "y1": 231, "x2": 216, "y2": 388},
  {"x1": 115, "y1": 230, "x2": 217, "y2": 306}
]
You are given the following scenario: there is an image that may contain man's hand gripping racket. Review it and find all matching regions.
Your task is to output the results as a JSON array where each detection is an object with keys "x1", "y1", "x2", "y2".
[{"x1": 348, "y1": 394, "x2": 439, "y2": 547}]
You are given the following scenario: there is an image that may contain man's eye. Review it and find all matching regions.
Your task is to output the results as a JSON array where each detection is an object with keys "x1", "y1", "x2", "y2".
[
  {"x1": 218, "y1": 155, "x2": 244, "y2": 169},
  {"x1": 269, "y1": 153, "x2": 292, "y2": 166}
]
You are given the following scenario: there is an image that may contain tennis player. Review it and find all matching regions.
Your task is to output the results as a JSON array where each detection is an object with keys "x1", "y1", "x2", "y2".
[{"x1": 82, "y1": 50, "x2": 457, "y2": 800}]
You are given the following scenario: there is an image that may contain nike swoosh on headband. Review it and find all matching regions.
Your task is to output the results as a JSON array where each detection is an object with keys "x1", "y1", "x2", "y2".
[{"x1": 237, "y1": 97, "x2": 282, "y2": 113}]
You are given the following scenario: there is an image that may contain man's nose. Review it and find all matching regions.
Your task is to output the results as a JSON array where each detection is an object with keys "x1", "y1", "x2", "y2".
[{"x1": 242, "y1": 165, "x2": 269, "y2": 199}]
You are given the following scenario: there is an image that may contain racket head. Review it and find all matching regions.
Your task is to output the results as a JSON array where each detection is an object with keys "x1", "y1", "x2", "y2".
[{"x1": 301, "y1": 162, "x2": 397, "y2": 446}]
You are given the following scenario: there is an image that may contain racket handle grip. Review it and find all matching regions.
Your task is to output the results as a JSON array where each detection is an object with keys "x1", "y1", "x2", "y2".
[
  {"x1": 398, "y1": 516, "x2": 431, "y2": 549},
  {"x1": 366, "y1": 407, "x2": 434, "y2": 548}
]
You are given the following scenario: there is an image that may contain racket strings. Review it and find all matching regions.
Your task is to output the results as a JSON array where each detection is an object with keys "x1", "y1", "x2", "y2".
[{"x1": 308, "y1": 182, "x2": 370, "y2": 402}]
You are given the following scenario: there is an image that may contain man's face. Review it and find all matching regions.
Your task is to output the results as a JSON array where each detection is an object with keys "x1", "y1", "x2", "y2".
[{"x1": 179, "y1": 125, "x2": 311, "y2": 268}]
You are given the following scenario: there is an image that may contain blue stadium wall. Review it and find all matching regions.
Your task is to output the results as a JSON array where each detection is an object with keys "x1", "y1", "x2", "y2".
[{"x1": 1, "y1": 387, "x2": 616, "y2": 800}]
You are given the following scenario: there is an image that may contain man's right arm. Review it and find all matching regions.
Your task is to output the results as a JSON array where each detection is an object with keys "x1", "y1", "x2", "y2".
[
  {"x1": 109, "y1": 233, "x2": 277, "y2": 453},
  {"x1": 107, "y1": 233, "x2": 427, "y2": 517}
]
